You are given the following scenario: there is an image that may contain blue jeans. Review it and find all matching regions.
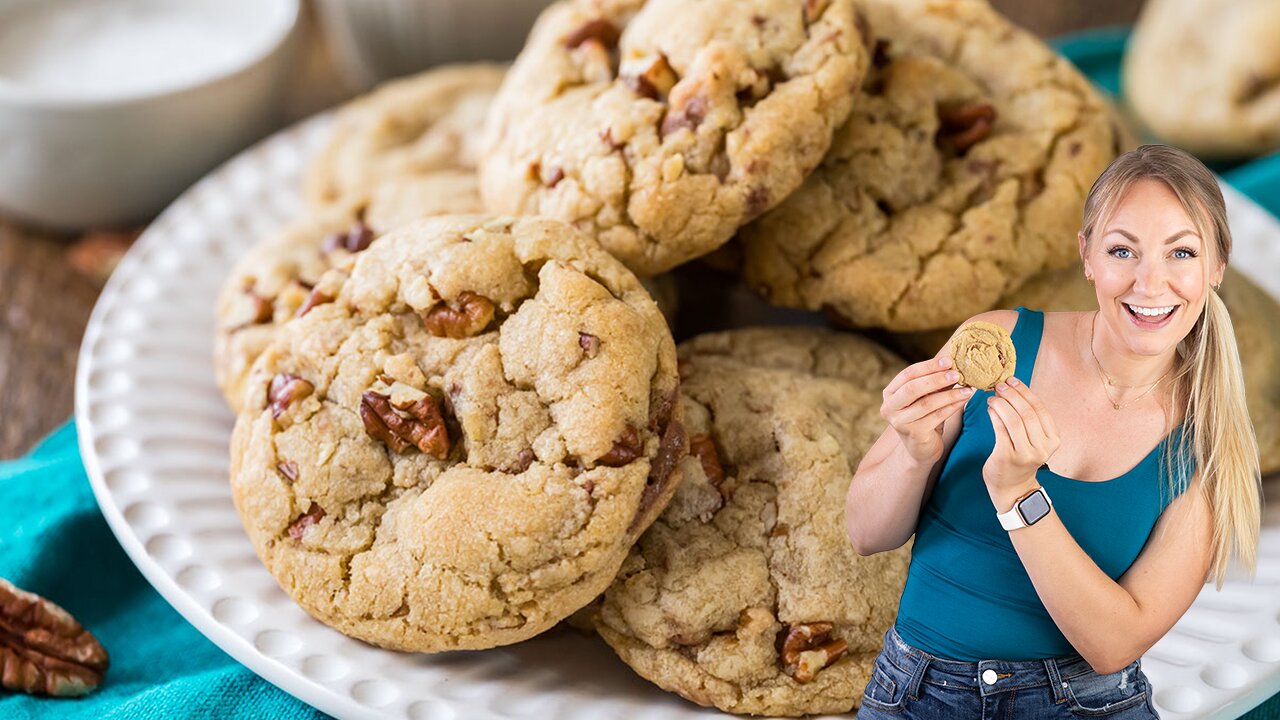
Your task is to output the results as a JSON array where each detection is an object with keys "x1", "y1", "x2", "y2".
[{"x1": 856, "y1": 624, "x2": 1159, "y2": 719}]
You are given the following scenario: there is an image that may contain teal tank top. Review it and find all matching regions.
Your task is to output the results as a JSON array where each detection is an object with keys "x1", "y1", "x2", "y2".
[{"x1": 895, "y1": 307, "x2": 1193, "y2": 661}]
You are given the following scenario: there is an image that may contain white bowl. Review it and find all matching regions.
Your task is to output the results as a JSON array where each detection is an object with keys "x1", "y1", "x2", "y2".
[
  {"x1": 0, "y1": 0, "x2": 300, "y2": 230},
  {"x1": 314, "y1": 0, "x2": 550, "y2": 91}
]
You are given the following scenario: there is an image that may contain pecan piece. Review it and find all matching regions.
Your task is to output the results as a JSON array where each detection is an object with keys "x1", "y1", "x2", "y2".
[
  {"x1": 321, "y1": 219, "x2": 375, "y2": 254},
  {"x1": 597, "y1": 425, "x2": 642, "y2": 467},
  {"x1": 0, "y1": 578, "x2": 109, "y2": 697},
  {"x1": 563, "y1": 18, "x2": 620, "y2": 49},
  {"x1": 936, "y1": 101, "x2": 996, "y2": 154},
  {"x1": 622, "y1": 54, "x2": 677, "y2": 100},
  {"x1": 804, "y1": 0, "x2": 832, "y2": 23},
  {"x1": 360, "y1": 391, "x2": 451, "y2": 458},
  {"x1": 579, "y1": 332, "x2": 601, "y2": 358},
  {"x1": 287, "y1": 502, "x2": 325, "y2": 541},
  {"x1": 238, "y1": 281, "x2": 274, "y2": 326},
  {"x1": 295, "y1": 287, "x2": 333, "y2": 318},
  {"x1": 778, "y1": 622, "x2": 847, "y2": 683},
  {"x1": 276, "y1": 461, "x2": 299, "y2": 484},
  {"x1": 690, "y1": 433, "x2": 725, "y2": 489},
  {"x1": 422, "y1": 291, "x2": 495, "y2": 339},
  {"x1": 268, "y1": 373, "x2": 314, "y2": 419},
  {"x1": 660, "y1": 94, "x2": 709, "y2": 138}
]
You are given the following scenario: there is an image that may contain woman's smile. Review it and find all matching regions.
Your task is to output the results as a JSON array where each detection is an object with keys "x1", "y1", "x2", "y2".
[{"x1": 1121, "y1": 301, "x2": 1179, "y2": 329}]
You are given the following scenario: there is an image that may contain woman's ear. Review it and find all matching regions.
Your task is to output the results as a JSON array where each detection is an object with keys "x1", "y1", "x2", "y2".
[{"x1": 1078, "y1": 232, "x2": 1093, "y2": 281}]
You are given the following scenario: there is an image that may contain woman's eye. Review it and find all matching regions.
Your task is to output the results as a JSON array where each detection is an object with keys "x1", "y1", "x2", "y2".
[
  {"x1": 1108, "y1": 247, "x2": 1133, "y2": 259},
  {"x1": 1172, "y1": 248, "x2": 1198, "y2": 259}
]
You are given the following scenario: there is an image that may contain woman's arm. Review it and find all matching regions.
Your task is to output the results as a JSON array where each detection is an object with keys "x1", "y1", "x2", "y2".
[{"x1": 846, "y1": 310, "x2": 1017, "y2": 556}]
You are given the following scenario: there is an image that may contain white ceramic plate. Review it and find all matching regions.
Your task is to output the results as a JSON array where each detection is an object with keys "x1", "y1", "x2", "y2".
[{"x1": 75, "y1": 113, "x2": 1280, "y2": 720}]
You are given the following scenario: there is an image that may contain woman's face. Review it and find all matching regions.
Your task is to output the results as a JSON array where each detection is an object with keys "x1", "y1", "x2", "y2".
[{"x1": 1079, "y1": 178, "x2": 1225, "y2": 358}]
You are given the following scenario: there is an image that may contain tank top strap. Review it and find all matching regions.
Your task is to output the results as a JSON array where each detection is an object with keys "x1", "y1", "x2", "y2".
[{"x1": 1010, "y1": 306, "x2": 1044, "y2": 386}]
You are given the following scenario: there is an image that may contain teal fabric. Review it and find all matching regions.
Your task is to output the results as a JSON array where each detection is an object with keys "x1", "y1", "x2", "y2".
[
  {"x1": 1, "y1": 24, "x2": 1279, "y2": 720},
  {"x1": 896, "y1": 308, "x2": 1190, "y2": 661},
  {"x1": 0, "y1": 423, "x2": 327, "y2": 719}
]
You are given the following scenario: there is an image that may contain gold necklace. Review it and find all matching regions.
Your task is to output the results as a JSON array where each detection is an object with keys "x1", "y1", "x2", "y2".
[{"x1": 1088, "y1": 312, "x2": 1174, "y2": 410}]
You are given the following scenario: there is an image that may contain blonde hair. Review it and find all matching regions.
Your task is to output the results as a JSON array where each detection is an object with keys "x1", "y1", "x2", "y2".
[{"x1": 1079, "y1": 144, "x2": 1261, "y2": 591}]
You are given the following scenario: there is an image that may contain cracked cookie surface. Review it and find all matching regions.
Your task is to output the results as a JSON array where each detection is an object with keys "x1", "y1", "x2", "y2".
[
  {"x1": 215, "y1": 173, "x2": 484, "y2": 411},
  {"x1": 740, "y1": 0, "x2": 1123, "y2": 331},
  {"x1": 1124, "y1": 0, "x2": 1280, "y2": 159},
  {"x1": 229, "y1": 215, "x2": 686, "y2": 652},
  {"x1": 594, "y1": 327, "x2": 910, "y2": 716},
  {"x1": 949, "y1": 320, "x2": 1015, "y2": 391},
  {"x1": 304, "y1": 63, "x2": 504, "y2": 208},
  {"x1": 480, "y1": 0, "x2": 869, "y2": 276}
]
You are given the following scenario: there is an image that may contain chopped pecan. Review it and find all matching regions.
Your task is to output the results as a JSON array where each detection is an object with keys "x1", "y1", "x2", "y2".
[
  {"x1": 276, "y1": 461, "x2": 299, "y2": 484},
  {"x1": 506, "y1": 448, "x2": 536, "y2": 474},
  {"x1": 0, "y1": 578, "x2": 109, "y2": 697},
  {"x1": 597, "y1": 425, "x2": 642, "y2": 467},
  {"x1": 623, "y1": 54, "x2": 677, "y2": 100},
  {"x1": 543, "y1": 166, "x2": 566, "y2": 188},
  {"x1": 360, "y1": 391, "x2": 451, "y2": 458},
  {"x1": 287, "y1": 502, "x2": 325, "y2": 541},
  {"x1": 422, "y1": 291, "x2": 495, "y2": 339},
  {"x1": 239, "y1": 282, "x2": 274, "y2": 325},
  {"x1": 745, "y1": 186, "x2": 771, "y2": 218},
  {"x1": 268, "y1": 374, "x2": 314, "y2": 419},
  {"x1": 690, "y1": 433, "x2": 725, "y2": 489},
  {"x1": 804, "y1": 0, "x2": 832, "y2": 23},
  {"x1": 295, "y1": 287, "x2": 334, "y2": 318},
  {"x1": 563, "y1": 18, "x2": 620, "y2": 49},
  {"x1": 778, "y1": 622, "x2": 847, "y2": 683},
  {"x1": 936, "y1": 101, "x2": 996, "y2": 154},
  {"x1": 321, "y1": 219, "x2": 375, "y2": 254},
  {"x1": 578, "y1": 332, "x2": 601, "y2": 358}
]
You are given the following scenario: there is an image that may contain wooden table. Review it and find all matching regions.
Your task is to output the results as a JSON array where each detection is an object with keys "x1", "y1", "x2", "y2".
[{"x1": 0, "y1": 0, "x2": 1144, "y2": 458}]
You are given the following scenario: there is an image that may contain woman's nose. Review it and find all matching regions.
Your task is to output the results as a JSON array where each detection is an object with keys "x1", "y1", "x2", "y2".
[{"x1": 1133, "y1": 256, "x2": 1169, "y2": 295}]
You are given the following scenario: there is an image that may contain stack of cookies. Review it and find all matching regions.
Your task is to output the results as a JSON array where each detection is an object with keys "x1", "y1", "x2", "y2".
[{"x1": 214, "y1": 0, "x2": 1169, "y2": 715}]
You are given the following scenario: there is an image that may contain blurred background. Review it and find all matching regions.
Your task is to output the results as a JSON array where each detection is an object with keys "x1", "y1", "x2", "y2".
[{"x1": 0, "y1": 0, "x2": 1233, "y2": 459}]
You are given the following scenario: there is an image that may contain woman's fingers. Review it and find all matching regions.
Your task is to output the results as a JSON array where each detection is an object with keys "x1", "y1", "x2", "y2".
[
  {"x1": 994, "y1": 381, "x2": 1048, "y2": 449},
  {"x1": 896, "y1": 386, "x2": 972, "y2": 424},
  {"x1": 911, "y1": 394, "x2": 969, "y2": 431},
  {"x1": 883, "y1": 356, "x2": 951, "y2": 398},
  {"x1": 887, "y1": 369, "x2": 962, "y2": 416},
  {"x1": 988, "y1": 396, "x2": 1031, "y2": 456}
]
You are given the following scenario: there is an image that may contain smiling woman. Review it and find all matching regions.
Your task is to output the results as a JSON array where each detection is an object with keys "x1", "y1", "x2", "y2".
[{"x1": 846, "y1": 144, "x2": 1263, "y2": 719}]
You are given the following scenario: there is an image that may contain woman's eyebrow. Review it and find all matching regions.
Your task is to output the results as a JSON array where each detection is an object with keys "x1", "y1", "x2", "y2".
[{"x1": 1104, "y1": 228, "x2": 1200, "y2": 244}]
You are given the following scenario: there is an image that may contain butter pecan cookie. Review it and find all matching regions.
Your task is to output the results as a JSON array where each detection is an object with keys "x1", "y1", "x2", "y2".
[
  {"x1": 740, "y1": 0, "x2": 1124, "y2": 331},
  {"x1": 949, "y1": 320, "x2": 1015, "y2": 391},
  {"x1": 229, "y1": 215, "x2": 687, "y2": 652},
  {"x1": 595, "y1": 327, "x2": 910, "y2": 716},
  {"x1": 480, "y1": 0, "x2": 870, "y2": 276},
  {"x1": 215, "y1": 172, "x2": 483, "y2": 411},
  {"x1": 304, "y1": 63, "x2": 504, "y2": 208},
  {"x1": 1124, "y1": 0, "x2": 1280, "y2": 159}
]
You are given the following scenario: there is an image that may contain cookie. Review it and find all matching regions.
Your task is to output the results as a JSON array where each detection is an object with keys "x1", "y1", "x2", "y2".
[
  {"x1": 215, "y1": 172, "x2": 484, "y2": 411},
  {"x1": 480, "y1": 0, "x2": 870, "y2": 276},
  {"x1": 1123, "y1": 0, "x2": 1280, "y2": 159},
  {"x1": 739, "y1": 0, "x2": 1124, "y2": 331},
  {"x1": 229, "y1": 215, "x2": 687, "y2": 652},
  {"x1": 304, "y1": 63, "x2": 505, "y2": 208},
  {"x1": 895, "y1": 266, "x2": 1280, "y2": 473},
  {"x1": 594, "y1": 327, "x2": 911, "y2": 717},
  {"x1": 949, "y1": 320, "x2": 1015, "y2": 391}
]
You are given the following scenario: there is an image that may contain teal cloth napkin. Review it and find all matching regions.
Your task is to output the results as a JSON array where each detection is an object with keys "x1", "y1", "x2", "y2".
[{"x1": 3, "y1": 26, "x2": 1280, "y2": 720}]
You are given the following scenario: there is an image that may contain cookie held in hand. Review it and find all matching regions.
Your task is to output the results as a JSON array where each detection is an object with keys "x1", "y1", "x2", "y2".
[{"x1": 949, "y1": 321, "x2": 1015, "y2": 391}]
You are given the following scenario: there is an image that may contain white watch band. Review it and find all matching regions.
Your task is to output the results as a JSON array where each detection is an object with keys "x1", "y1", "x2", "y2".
[{"x1": 996, "y1": 486, "x2": 1052, "y2": 531}]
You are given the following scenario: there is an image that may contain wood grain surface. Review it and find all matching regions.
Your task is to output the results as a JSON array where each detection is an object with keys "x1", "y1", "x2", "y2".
[{"x1": 0, "y1": 0, "x2": 1145, "y2": 458}]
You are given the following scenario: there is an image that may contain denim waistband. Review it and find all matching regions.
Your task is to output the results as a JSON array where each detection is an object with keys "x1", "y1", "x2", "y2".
[{"x1": 880, "y1": 622, "x2": 1138, "y2": 700}]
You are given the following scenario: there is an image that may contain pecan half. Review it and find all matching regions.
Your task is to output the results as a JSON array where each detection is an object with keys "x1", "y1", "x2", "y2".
[
  {"x1": 321, "y1": 219, "x2": 375, "y2": 254},
  {"x1": 295, "y1": 287, "x2": 334, "y2": 318},
  {"x1": 360, "y1": 390, "x2": 451, "y2": 458},
  {"x1": 597, "y1": 425, "x2": 642, "y2": 467},
  {"x1": 936, "y1": 101, "x2": 996, "y2": 154},
  {"x1": 287, "y1": 502, "x2": 325, "y2": 541},
  {"x1": 422, "y1": 291, "x2": 495, "y2": 339},
  {"x1": 0, "y1": 578, "x2": 109, "y2": 697},
  {"x1": 268, "y1": 374, "x2": 314, "y2": 419},
  {"x1": 778, "y1": 622, "x2": 847, "y2": 683},
  {"x1": 690, "y1": 433, "x2": 725, "y2": 489},
  {"x1": 563, "y1": 18, "x2": 620, "y2": 49}
]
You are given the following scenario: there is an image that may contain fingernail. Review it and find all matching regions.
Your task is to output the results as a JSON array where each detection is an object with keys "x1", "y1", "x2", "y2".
[
  {"x1": 939, "y1": 357, "x2": 951, "y2": 368},
  {"x1": 1008, "y1": 377, "x2": 1020, "y2": 386},
  {"x1": 962, "y1": 387, "x2": 974, "y2": 396},
  {"x1": 987, "y1": 397, "x2": 994, "y2": 405},
  {"x1": 996, "y1": 383, "x2": 1008, "y2": 393},
  {"x1": 947, "y1": 371, "x2": 960, "y2": 382}
]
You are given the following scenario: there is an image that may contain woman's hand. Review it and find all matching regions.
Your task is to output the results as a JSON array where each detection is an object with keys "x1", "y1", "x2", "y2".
[
  {"x1": 881, "y1": 356, "x2": 974, "y2": 466},
  {"x1": 983, "y1": 377, "x2": 1061, "y2": 502}
]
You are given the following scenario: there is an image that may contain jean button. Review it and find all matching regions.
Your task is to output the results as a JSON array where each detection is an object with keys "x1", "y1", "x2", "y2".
[{"x1": 981, "y1": 669, "x2": 998, "y2": 685}]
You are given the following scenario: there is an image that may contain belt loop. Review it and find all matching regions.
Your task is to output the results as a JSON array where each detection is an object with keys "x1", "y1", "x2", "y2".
[
  {"x1": 1044, "y1": 658, "x2": 1068, "y2": 703},
  {"x1": 906, "y1": 651, "x2": 931, "y2": 700}
]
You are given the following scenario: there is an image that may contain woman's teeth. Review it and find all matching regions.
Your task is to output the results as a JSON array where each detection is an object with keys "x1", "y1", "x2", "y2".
[{"x1": 1124, "y1": 303, "x2": 1175, "y2": 318}]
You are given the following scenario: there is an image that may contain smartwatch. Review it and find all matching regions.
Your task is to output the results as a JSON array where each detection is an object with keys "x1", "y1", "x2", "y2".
[{"x1": 996, "y1": 486, "x2": 1053, "y2": 531}]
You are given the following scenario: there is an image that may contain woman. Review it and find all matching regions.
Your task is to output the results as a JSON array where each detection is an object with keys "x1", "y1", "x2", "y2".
[{"x1": 846, "y1": 144, "x2": 1262, "y2": 719}]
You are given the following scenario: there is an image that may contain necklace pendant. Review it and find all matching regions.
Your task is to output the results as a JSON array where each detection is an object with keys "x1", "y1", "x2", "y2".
[{"x1": 1113, "y1": 402, "x2": 1122, "y2": 410}]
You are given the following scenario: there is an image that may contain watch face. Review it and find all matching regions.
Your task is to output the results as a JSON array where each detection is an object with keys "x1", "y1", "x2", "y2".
[{"x1": 1018, "y1": 490, "x2": 1051, "y2": 525}]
